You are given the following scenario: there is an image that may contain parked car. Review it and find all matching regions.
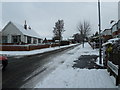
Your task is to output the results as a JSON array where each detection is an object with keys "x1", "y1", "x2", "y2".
[{"x1": 0, "y1": 56, "x2": 8, "y2": 70}]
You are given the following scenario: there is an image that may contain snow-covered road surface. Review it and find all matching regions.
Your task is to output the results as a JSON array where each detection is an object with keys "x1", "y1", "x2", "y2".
[
  {"x1": 35, "y1": 43, "x2": 118, "y2": 88},
  {"x1": 3, "y1": 45, "x2": 77, "y2": 88}
]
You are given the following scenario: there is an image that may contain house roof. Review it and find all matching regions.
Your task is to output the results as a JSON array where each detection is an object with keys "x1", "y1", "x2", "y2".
[
  {"x1": 3, "y1": 21, "x2": 42, "y2": 39},
  {"x1": 102, "y1": 29, "x2": 112, "y2": 36}
]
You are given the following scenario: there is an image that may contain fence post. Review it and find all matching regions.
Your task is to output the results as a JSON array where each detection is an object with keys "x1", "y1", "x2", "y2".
[
  {"x1": 117, "y1": 52, "x2": 120, "y2": 85},
  {"x1": 116, "y1": 51, "x2": 120, "y2": 86},
  {"x1": 117, "y1": 66, "x2": 120, "y2": 85}
]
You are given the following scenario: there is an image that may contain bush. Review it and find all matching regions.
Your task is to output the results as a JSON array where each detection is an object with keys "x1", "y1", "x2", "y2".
[{"x1": 60, "y1": 41, "x2": 70, "y2": 46}]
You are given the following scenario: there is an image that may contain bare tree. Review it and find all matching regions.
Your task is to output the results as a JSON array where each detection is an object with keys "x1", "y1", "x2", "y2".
[{"x1": 77, "y1": 20, "x2": 91, "y2": 47}]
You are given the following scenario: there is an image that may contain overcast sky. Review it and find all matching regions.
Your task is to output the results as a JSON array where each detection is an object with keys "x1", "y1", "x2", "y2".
[{"x1": 1, "y1": 1, "x2": 119, "y2": 39}]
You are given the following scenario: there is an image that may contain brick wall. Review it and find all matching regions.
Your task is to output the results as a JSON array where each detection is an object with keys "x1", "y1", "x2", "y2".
[
  {"x1": 0, "y1": 44, "x2": 59, "y2": 51},
  {"x1": 102, "y1": 35, "x2": 112, "y2": 40}
]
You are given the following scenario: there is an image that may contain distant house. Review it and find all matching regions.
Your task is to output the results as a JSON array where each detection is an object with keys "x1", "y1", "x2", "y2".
[
  {"x1": 73, "y1": 33, "x2": 83, "y2": 43},
  {"x1": 42, "y1": 38, "x2": 54, "y2": 44},
  {"x1": 110, "y1": 20, "x2": 120, "y2": 38},
  {"x1": 117, "y1": 20, "x2": 120, "y2": 38},
  {"x1": 1, "y1": 21, "x2": 42, "y2": 44},
  {"x1": 102, "y1": 29, "x2": 112, "y2": 42},
  {"x1": 68, "y1": 37, "x2": 75, "y2": 44}
]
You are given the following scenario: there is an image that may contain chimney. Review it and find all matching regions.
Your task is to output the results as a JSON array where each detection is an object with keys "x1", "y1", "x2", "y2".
[
  {"x1": 24, "y1": 20, "x2": 27, "y2": 30},
  {"x1": 28, "y1": 26, "x2": 31, "y2": 30}
]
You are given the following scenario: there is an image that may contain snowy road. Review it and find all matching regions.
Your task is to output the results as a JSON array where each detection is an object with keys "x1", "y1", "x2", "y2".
[
  {"x1": 2, "y1": 45, "x2": 77, "y2": 88},
  {"x1": 2, "y1": 43, "x2": 118, "y2": 88}
]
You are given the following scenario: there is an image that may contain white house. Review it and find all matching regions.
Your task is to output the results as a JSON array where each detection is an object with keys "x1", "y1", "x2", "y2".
[{"x1": 1, "y1": 21, "x2": 42, "y2": 44}]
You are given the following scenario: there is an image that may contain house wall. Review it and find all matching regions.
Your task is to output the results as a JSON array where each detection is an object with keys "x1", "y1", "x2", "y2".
[
  {"x1": 36, "y1": 38, "x2": 38, "y2": 44},
  {"x1": 31, "y1": 37, "x2": 34, "y2": 44},
  {"x1": 2, "y1": 22, "x2": 24, "y2": 43},
  {"x1": 118, "y1": 1, "x2": 120, "y2": 20},
  {"x1": 102, "y1": 35, "x2": 112, "y2": 41},
  {"x1": 21, "y1": 34, "x2": 25, "y2": 43},
  {"x1": 23, "y1": 35, "x2": 26, "y2": 43}
]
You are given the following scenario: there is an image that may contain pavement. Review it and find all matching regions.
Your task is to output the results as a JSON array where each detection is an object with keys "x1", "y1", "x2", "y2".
[
  {"x1": 73, "y1": 55, "x2": 105, "y2": 69},
  {"x1": 34, "y1": 43, "x2": 117, "y2": 88}
]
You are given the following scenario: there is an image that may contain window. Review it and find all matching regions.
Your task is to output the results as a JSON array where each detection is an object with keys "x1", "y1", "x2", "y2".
[
  {"x1": 38, "y1": 39, "x2": 41, "y2": 43},
  {"x1": 2, "y1": 36, "x2": 7, "y2": 43},
  {"x1": 12, "y1": 35, "x2": 21, "y2": 43},
  {"x1": 33, "y1": 38, "x2": 37, "y2": 44},
  {"x1": 27, "y1": 36, "x2": 31, "y2": 44}
]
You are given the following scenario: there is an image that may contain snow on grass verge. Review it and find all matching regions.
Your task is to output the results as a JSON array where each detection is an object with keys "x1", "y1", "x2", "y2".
[
  {"x1": 0, "y1": 44, "x2": 77, "y2": 56},
  {"x1": 35, "y1": 43, "x2": 117, "y2": 88}
]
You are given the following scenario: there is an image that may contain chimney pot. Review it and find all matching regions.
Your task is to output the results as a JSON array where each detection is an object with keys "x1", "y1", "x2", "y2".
[
  {"x1": 24, "y1": 20, "x2": 27, "y2": 30},
  {"x1": 28, "y1": 26, "x2": 31, "y2": 30}
]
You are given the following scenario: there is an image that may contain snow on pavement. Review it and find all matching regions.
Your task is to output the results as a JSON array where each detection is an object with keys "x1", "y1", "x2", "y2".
[{"x1": 35, "y1": 43, "x2": 118, "y2": 88}]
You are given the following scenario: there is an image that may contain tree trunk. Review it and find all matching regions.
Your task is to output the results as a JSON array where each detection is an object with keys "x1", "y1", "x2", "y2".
[{"x1": 82, "y1": 40, "x2": 84, "y2": 48}]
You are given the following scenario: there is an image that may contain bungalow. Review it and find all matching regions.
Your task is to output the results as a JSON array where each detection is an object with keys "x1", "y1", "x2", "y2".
[{"x1": 1, "y1": 21, "x2": 42, "y2": 44}]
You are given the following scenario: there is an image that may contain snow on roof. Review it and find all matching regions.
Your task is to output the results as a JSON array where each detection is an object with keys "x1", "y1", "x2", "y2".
[
  {"x1": 102, "y1": 42, "x2": 112, "y2": 46},
  {"x1": 11, "y1": 21, "x2": 42, "y2": 39},
  {"x1": 102, "y1": 29, "x2": 112, "y2": 36}
]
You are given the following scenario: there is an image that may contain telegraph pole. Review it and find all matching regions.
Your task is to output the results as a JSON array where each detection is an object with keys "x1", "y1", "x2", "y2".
[{"x1": 98, "y1": 0, "x2": 102, "y2": 64}]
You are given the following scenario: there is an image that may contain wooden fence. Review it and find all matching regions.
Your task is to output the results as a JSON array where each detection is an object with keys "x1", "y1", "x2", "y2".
[
  {"x1": 107, "y1": 42, "x2": 120, "y2": 86},
  {"x1": 89, "y1": 41, "x2": 120, "y2": 86},
  {"x1": 88, "y1": 42, "x2": 100, "y2": 49}
]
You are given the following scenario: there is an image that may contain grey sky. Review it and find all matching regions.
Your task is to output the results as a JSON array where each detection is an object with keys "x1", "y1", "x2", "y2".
[{"x1": 1, "y1": 2, "x2": 118, "y2": 39}]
